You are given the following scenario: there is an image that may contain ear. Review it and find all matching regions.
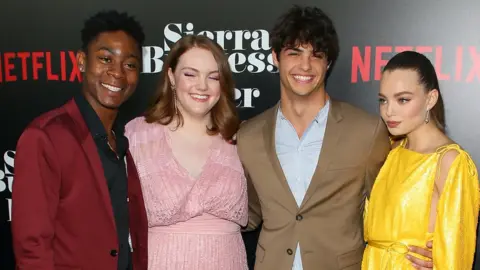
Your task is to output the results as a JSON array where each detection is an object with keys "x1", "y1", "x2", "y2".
[
  {"x1": 167, "y1": 68, "x2": 175, "y2": 86},
  {"x1": 76, "y1": 50, "x2": 86, "y2": 72},
  {"x1": 272, "y1": 49, "x2": 279, "y2": 67},
  {"x1": 426, "y1": 89, "x2": 439, "y2": 110}
]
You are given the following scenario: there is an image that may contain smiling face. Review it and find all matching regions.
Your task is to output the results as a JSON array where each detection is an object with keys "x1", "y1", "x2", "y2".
[
  {"x1": 273, "y1": 43, "x2": 329, "y2": 97},
  {"x1": 379, "y1": 69, "x2": 439, "y2": 136},
  {"x1": 77, "y1": 30, "x2": 141, "y2": 113},
  {"x1": 168, "y1": 47, "x2": 221, "y2": 120}
]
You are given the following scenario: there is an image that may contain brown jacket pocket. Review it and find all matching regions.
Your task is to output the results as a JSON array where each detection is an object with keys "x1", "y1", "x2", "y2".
[{"x1": 337, "y1": 245, "x2": 364, "y2": 269}]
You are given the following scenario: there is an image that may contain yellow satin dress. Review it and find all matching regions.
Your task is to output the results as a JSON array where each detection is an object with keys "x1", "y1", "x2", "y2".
[{"x1": 362, "y1": 139, "x2": 479, "y2": 269}]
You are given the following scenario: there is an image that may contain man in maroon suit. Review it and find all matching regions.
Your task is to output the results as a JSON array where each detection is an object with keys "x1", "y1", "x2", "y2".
[{"x1": 11, "y1": 10, "x2": 148, "y2": 270}]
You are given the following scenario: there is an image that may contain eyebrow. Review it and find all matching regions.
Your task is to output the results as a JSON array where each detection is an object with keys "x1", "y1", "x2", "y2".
[
  {"x1": 285, "y1": 47, "x2": 324, "y2": 55},
  {"x1": 393, "y1": 91, "x2": 414, "y2": 97},
  {"x1": 286, "y1": 47, "x2": 303, "y2": 52},
  {"x1": 378, "y1": 91, "x2": 414, "y2": 98},
  {"x1": 180, "y1": 67, "x2": 219, "y2": 74},
  {"x1": 96, "y1": 46, "x2": 140, "y2": 60}
]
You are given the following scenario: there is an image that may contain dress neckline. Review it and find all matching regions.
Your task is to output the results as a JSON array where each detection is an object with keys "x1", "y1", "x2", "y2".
[
  {"x1": 163, "y1": 126, "x2": 219, "y2": 181},
  {"x1": 398, "y1": 138, "x2": 459, "y2": 156}
]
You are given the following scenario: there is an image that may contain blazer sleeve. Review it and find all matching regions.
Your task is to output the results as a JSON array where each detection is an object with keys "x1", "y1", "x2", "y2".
[
  {"x1": 11, "y1": 127, "x2": 61, "y2": 270},
  {"x1": 236, "y1": 128, "x2": 263, "y2": 231},
  {"x1": 245, "y1": 166, "x2": 263, "y2": 231},
  {"x1": 433, "y1": 151, "x2": 479, "y2": 269},
  {"x1": 364, "y1": 118, "x2": 390, "y2": 198}
]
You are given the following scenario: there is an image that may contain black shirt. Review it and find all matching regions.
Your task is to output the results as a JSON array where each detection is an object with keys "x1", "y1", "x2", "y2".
[{"x1": 74, "y1": 93, "x2": 132, "y2": 270}]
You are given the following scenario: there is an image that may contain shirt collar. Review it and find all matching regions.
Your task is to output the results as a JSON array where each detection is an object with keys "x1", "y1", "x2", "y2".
[
  {"x1": 74, "y1": 92, "x2": 128, "y2": 157},
  {"x1": 74, "y1": 91, "x2": 126, "y2": 138},
  {"x1": 278, "y1": 99, "x2": 330, "y2": 125}
]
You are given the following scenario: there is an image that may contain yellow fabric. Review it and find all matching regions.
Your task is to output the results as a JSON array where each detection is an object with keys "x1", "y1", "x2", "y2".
[{"x1": 362, "y1": 139, "x2": 479, "y2": 269}]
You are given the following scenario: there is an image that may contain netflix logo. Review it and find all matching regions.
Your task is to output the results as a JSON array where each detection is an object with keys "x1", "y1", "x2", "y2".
[
  {"x1": 0, "y1": 51, "x2": 82, "y2": 83},
  {"x1": 351, "y1": 46, "x2": 480, "y2": 83}
]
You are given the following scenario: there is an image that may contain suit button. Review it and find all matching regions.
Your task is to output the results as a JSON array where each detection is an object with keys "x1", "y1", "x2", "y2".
[
  {"x1": 287, "y1": 248, "x2": 293, "y2": 255},
  {"x1": 296, "y1": 214, "x2": 303, "y2": 221},
  {"x1": 110, "y1": 249, "x2": 118, "y2": 257}
]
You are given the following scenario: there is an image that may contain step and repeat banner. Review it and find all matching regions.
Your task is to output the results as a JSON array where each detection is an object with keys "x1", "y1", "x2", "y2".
[{"x1": 1, "y1": 0, "x2": 479, "y2": 269}]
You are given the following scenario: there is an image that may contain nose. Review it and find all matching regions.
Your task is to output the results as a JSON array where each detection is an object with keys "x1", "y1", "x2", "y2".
[
  {"x1": 299, "y1": 54, "x2": 312, "y2": 71},
  {"x1": 196, "y1": 76, "x2": 208, "y2": 91},
  {"x1": 107, "y1": 63, "x2": 125, "y2": 79},
  {"x1": 385, "y1": 102, "x2": 395, "y2": 117}
]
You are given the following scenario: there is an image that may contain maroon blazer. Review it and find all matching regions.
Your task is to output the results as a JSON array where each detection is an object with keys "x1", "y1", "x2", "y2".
[{"x1": 11, "y1": 99, "x2": 148, "y2": 270}]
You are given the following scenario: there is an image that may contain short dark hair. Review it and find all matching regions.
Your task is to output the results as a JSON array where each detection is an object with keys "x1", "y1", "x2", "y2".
[
  {"x1": 383, "y1": 51, "x2": 446, "y2": 132},
  {"x1": 80, "y1": 10, "x2": 145, "y2": 53},
  {"x1": 270, "y1": 5, "x2": 339, "y2": 66}
]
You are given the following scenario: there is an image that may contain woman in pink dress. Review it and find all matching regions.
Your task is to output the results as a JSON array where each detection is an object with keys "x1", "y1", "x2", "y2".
[{"x1": 125, "y1": 35, "x2": 248, "y2": 269}]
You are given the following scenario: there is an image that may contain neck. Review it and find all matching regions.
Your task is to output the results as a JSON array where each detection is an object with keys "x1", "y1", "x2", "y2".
[
  {"x1": 82, "y1": 91, "x2": 118, "y2": 134},
  {"x1": 406, "y1": 122, "x2": 446, "y2": 152},
  {"x1": 280, "y1": 87, "x2": 328, "y2": 134},
  {"x1": 96, "y1": 107, "x2": 118, "y2": 134},
  {"x1": 172, "y1": 110, "x2": 211, "y2": 138}
]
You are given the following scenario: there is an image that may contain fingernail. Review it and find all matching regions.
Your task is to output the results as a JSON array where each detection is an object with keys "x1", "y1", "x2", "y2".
[{"x1": 406, "y1": 255, "x2": 411, "y2": 259}]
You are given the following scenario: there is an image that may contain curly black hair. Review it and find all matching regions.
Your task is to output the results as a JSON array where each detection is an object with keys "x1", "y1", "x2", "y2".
[
  {"x1": 80, "y1": 10, "x2": 145, "y2": 53},
  {"x1": 271, "y1": 5, "x2": 339, "y2": 66}
]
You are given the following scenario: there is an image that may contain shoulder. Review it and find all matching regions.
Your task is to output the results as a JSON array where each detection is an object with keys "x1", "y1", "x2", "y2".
[
  {"x1": 438, "y1": 144, "x2": 474, "y2": 173},
  {"x1": 125, "y1": 116, "x2": 149, "y2": 134},
  {"x1": 16, "y1": 105, "x2": 80, "y2": 159},
  {"x1": 333, "y1": 99, "x2": 388, "y2": 141},
  {"x1": 237, "y1": 105, "x2": 275, "y2": 138},
  {"x1": 436, "y1": 144, "x2": 477, "y2": 188},
  {"x1": 125, "y1": 116, "x2": 157, "y2": 138},
  {"x1": 334, "y1": 100, "x2": 380, "y2": 126},
  {"x1": 214, "y1": 138, "x2": 244, "y2": 173},
  {"x1": 125, "y1": 116, "x2": 166, "y2": 147},
  {"x1": 22, "y1": 105, "x2": 74, "y2": 139}
]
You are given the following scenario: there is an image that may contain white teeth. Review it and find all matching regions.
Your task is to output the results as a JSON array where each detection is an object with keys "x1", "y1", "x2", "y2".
[
  {"x1": 102, "y1": 83, "x2": 122, "y2": 92},
  {"x1": 191, "y1": 94, "x2": 208, "y2": 100},
  {"x1": 293, "y1": 75, "x2": 313, "y2": 81}
]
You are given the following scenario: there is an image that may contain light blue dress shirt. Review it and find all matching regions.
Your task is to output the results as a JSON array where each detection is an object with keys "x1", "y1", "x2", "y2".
[{"x1": 275, "y1": 101, "x2": 330, "y2": 270}]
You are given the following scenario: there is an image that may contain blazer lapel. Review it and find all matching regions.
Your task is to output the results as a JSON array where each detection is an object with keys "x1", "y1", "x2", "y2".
[
  {"x1": 263, "y1": 104, "x2": 299, "y2": 210},
  {"x1": 64, "y1": 99, "x2": 116, "y2": 230},
  {"x1": 300, "y1": 100, "x2": 343, "y2": 209}
]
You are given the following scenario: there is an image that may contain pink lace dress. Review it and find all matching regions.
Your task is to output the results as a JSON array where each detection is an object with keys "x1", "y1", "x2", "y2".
[{"x1": 125, "y1": 117, "x2": 248, "y2": 270}]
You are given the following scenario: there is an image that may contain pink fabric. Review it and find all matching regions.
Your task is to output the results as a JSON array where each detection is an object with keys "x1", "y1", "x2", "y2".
[{"x1": 125, "y1": 117, "x2": 248, "y2": 270}]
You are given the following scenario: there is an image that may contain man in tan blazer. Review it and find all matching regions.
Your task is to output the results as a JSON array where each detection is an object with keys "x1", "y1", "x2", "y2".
[{"x1": 237, "y1": 5, "x2": 434, "y2": 270}]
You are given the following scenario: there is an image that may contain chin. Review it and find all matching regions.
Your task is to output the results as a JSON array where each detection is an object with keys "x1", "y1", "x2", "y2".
[
  {"x1": 387, "y1": 128, "x2": 408, "y2": 137},
  {"x1": 184, "y1": 108, "x2": 211, "y2": 119},
  {"x1": 291, "y1": 88, "x2": 315, "y2": 96},
  {"x1": 100, "y1": 100, "x2": 122, "y2": 110}
]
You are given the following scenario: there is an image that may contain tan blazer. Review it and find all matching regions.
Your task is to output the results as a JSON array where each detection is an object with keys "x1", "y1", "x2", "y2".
[{"x1": 237, "y1": 100, "x2": 390, "y2": 270}]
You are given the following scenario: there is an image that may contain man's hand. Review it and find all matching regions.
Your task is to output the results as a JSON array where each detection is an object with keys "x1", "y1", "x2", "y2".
[{"x1": 406, "y1": 240, "x2": 433, "y2": 269}]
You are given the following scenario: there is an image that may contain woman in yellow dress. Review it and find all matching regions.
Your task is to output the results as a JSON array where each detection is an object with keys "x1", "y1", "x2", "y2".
[{"x1": 362, "y1": 51, "x2": 479, "y2": 269}]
